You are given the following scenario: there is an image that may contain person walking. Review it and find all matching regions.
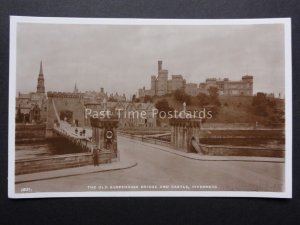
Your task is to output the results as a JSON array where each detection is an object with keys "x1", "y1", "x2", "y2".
[{"x1": 92, "y1": 149, "x2": 99, "y2": 167}]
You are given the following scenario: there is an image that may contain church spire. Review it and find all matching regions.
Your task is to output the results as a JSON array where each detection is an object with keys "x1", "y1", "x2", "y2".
[
  {"x1": 36, "y1": 60, "x2": 45, "y2": 94},
  {"x1": 73, "y1": 83, "x2": 79, "y2": 93},
  {"x1": 39, "y1": 60, "x2": 43, "y2": 75}
]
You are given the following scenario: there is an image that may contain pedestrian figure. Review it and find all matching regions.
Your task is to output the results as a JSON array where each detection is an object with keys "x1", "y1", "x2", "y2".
[{"x1": 92, "y1": 149, "x2": 99, "y2": 166}]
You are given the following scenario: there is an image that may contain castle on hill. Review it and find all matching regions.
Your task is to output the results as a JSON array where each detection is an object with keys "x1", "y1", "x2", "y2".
[{"x1": 138, "y1": 60, "x2": 253, "y2": 98}]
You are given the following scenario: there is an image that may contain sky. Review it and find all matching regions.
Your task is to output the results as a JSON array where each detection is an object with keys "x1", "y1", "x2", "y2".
[{"x1": 16, "y1": 22, "x2": 285, "y2": 98}]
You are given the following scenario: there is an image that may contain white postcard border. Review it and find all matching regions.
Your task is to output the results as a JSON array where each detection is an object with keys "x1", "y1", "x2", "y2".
[{"x1": 8, "y1": 16, "x2": 292, "y2": 198}]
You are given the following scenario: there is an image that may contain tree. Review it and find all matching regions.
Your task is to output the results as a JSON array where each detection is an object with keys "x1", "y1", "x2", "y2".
[
  {"x1": 174, "y1": 89, "x2": 192, "y2": 105},
  {"x1": 143, "y1": 95, "x2": 153, "y2": 103},
  {"x1": 131, "y1": 94, "x2": 139, "y2": 103},
  {"x1": 182, "y1": 94, "x2": 192, "y2": 105},
  {"x1": 253, "y1": 104, "x2": 268, "y2": 117},
  {"x1": 196, "y1": 93, "x2": 209, "y2": 106},
  {"x1": 155, "y1": 99, "x2": 173, "y2": 113},
  {"x1": 252, "y1": 92, "x2": 267, "y2": 106},
  {"x1": 268, "y1": 99, "x2": 276, "y2": 108},
  {"x1": 252, "y1": 93, "x2": 268, "y2": 116},
  {"x1": 208, "y1": 86, "x2": 221, "y2": 106},
  {"x1": 132, "y1": 94, "x2": 136, "y2": 102},
  {"x1": 174, "y1": 89, "x2": 185, "y2": 102}
]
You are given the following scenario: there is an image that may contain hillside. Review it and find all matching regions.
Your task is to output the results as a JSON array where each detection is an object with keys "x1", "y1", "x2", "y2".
[{"x1": 142, "y1": 94, "x2": 284, "y2": 127}]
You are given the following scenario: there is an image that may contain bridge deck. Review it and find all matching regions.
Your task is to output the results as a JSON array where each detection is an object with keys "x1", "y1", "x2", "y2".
[{"x1": 53, "y1": 120, "x2": 94, "y2": 151}]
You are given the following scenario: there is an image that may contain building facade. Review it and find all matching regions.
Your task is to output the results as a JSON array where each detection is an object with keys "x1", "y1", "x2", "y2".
[
  {"x1": 139, "y1": 61, "x2": 186, "y2": 97},
  {"x1": 199, "y1": 76, "x2": 253, "y2": 96}
]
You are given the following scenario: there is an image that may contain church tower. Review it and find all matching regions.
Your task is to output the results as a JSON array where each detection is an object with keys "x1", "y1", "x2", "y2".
[{"x1": 36, "y1": 61, "x2": 45, "y2": 94}]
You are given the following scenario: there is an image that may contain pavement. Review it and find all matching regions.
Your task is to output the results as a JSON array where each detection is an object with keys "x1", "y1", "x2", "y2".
[{"x1": 15, "y1": 159, "x2": 137, "y2": 184}]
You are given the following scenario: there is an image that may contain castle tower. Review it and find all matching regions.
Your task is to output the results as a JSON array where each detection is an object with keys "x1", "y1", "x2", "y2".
[
  {"x1": 158, "y1": 60, "x2": 162, "y2": 72},
  {"x1": 242, "y1": 75, "x2": 254, "y2": 96},
  {"x1": 157, "y1": 60, "x2": 168, "y2": 96},
  {"x1": 151, "y1": 75, "x2": 156, "y2": 93},
  {"x1": 36, "y1": 61, "x2": 45, "y2": 94}
]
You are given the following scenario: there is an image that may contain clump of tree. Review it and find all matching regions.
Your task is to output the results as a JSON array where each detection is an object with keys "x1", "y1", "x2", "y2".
[
  {"x1": 131, "y1": 94, "x2": 140, "y2": 103},
  {"x1": 252, "y1": 92, "x2": 279, "y2": 122},
  {"x1": 196, "y1": 93, "x2": 209, "y2": 106},
  {"x1": 195, "y1": 87, "x2": 221, "y2": 107},
  {"x1": 155, "y1": 99, "x2": 174, "y2": 113},
  {"x1": 143, "y1": 95, "x2": 153, "y2": 103},
  {"x1": 173, "y1": 89, "x2": 192, "y2": 105},
  {"x1": 207, "y1": 86, "x2": 221, "y2": 106},
  {"x1": 252, "y1": 92, "x2": 270, "y2": 116}
]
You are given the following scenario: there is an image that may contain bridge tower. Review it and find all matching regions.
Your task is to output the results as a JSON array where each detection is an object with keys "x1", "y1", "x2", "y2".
[
  {"x1": 170, "y1": 102, "x2": 202, "y2": 153},
  {"x1": 90, "y1": 116, "x2": 119, "y2": 159}
]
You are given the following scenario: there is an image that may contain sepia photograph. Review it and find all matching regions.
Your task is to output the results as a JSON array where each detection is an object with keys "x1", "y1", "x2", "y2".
[{"x1": 8, "y1": 17, "x2": 292, "y2": 198}]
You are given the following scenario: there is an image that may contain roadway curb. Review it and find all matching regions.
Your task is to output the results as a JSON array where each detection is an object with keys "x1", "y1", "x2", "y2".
[
  {"x1": 15, "y1": 162, "x2": 138, "y2": 184},
  {"x1": 120, "y1": 136, "x2": 284, "y2": 163}
]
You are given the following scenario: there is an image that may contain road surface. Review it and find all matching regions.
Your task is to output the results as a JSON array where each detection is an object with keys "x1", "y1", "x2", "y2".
[{"x1": 16, "y1": 136, "x2": 284, "y2": 193}]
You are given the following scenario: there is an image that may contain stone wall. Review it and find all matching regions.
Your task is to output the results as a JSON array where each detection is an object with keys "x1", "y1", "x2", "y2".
[
  {"x1": 200, "y1": 129, "x2": 284, "y2": 139},
  {"x1": 119, "y1": 132, "x2": 284, "y2": 158},
  {"x1": 119, "y1": 132, "x2": 171, "y2": 148},
  {"x1": 15, "y1": 151, "x2": 112, "y2": 175},
  {"x1": 15, "y1": 124, "x2": 46, "y2": 142},
  {"x1": 199, "y1": 144, "x2": 284, "y2": 158}
]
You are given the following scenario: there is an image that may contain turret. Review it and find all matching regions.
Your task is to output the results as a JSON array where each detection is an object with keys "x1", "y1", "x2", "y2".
[{"x1": 151, "y1": 75, "x2": 156, "y2": 91}]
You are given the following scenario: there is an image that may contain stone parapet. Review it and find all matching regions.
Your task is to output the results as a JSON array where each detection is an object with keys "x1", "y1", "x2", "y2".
[
  {"x1": 15, "y1": 151, "x2": 112, "y2": 175},
  {"x1": 169, "y1": 118, "x2": 201, "y2": 127},
  {"x1": 199, "y1": 144, "x2": 284, "y2": 158},
  {"x1": 90, "y1": 116, "x2": 119, "y2": 128},
  {"x1": 15, "y1": 124, "x2": 46, "y2": 141}
]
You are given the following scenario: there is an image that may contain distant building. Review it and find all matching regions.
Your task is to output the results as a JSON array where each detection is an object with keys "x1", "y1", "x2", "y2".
[
  {"x1": 139, "y1": 60, "x2": 253, "y2": 97},
  {"x1": 199, "y1": 76, "x2": 253, "y2": 96},
  {"x1": 16, "y1": 61, "x2": 47, "y2": 123},
  {"x1": 108, "y1": 92, "x2": 126, "y2": 102},
  {"x1": 185, "y1": 83, "x2": 198, "y2": 96},
  {"x1": 82, "y1": 87, "x2": 126, "y2": 104}
]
